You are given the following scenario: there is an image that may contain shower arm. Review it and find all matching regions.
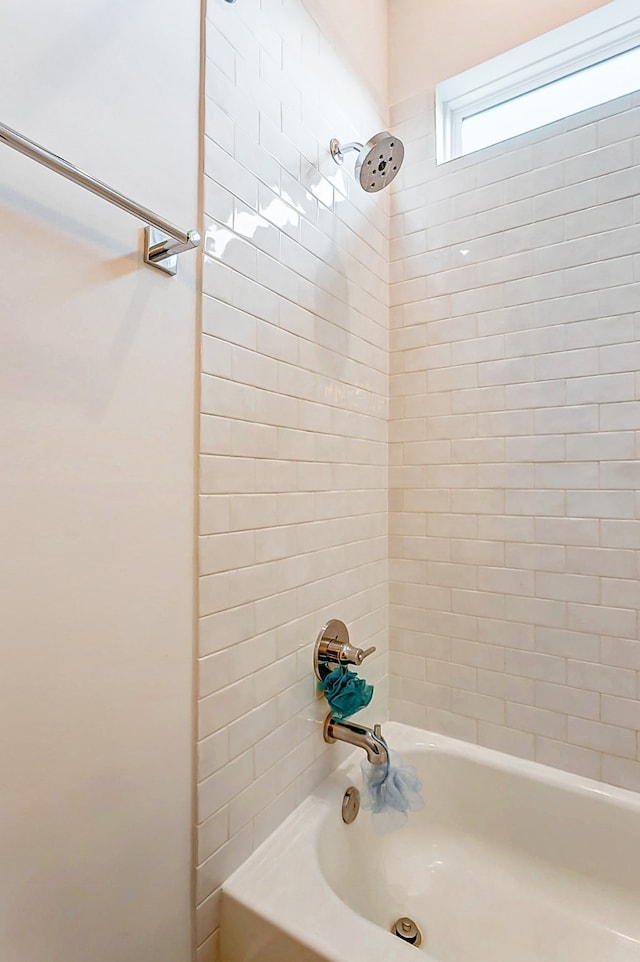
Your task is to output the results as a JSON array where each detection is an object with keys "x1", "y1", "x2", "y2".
[{"x1": 330, "y1": 139, "x2": 363, "y2": 165}]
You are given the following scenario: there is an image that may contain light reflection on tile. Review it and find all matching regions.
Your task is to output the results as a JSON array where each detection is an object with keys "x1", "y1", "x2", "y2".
[
  {"x1": 204, "y1": 224, "x2": 235, "y2": 261},
  {"x1": 259, "y1": 193, "x2": 300, "y2": 231}
]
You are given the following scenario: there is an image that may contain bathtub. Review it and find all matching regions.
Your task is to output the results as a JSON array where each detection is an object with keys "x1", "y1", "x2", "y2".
[{"x1": 221, "y1": 721, "x2": 640, "y2": 962}]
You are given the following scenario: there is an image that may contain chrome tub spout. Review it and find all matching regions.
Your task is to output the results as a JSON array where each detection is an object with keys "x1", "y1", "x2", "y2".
[{"x1": 323, "y1": 716, "x2": 389, "y2": 766}]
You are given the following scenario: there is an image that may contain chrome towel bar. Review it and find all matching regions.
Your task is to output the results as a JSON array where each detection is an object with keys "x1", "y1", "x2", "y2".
[{"x1": 0, "y1": 121, "x2": 200, "y2": 276}]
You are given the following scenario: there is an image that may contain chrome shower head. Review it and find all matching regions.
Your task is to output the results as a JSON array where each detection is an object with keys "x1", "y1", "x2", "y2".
[{"x1": 330, "y1": 131, "x2": 405, "y2": 192}]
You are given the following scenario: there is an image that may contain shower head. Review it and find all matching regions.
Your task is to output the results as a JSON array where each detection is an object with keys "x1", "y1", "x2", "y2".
[{"x1": 330, "y1": 131, "x2": 404, "y2": 192}]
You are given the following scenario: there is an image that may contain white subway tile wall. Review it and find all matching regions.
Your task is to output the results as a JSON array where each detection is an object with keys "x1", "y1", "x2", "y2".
[
  {"x1": 389, "y1": 90, "x2": 640, "y2": 791},
  {"x1": 198, "y1": 0, "x2": 388, "y2": 958}
]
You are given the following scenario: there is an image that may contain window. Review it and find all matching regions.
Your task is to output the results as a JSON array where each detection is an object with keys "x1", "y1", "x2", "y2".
[{"x1": 436, "y1": 0, "x2": 640, "y2": 163}]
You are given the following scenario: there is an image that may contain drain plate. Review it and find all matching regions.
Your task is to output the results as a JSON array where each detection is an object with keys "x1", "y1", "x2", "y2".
[{"x1": 391, "y1": 916, "x2": 422, "y2": 947}]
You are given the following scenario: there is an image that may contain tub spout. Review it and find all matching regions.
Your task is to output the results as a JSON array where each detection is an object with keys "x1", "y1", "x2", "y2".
[{"x1": 323, "y1": 715, "x2": 389, "y2": 766}]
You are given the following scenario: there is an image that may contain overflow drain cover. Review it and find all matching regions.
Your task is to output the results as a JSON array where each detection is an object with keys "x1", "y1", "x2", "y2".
[{"x1": 391, "y1": 917, "x2": 423, "y2": 947}]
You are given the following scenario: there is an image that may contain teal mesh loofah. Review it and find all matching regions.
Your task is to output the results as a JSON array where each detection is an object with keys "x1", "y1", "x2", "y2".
[{"x1": 319, "y1": 666, "x2": 373, "y2": 719}]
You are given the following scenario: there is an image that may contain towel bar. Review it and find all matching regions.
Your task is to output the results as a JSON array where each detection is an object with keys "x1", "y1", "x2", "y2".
[{"x1": 0, "y1": 120, "x2": 200, "y2": 276}]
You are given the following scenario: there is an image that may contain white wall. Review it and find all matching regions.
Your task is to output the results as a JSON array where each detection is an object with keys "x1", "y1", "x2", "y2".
[
  {"x1": 0, "y1": 3, "x2": 199, "y2": 961},
  {"x1": 303, "y1": 0, "x2": 389, "y2": 110},
  {"x1": 388, "y1": 0, "x2": 611, "y2": 102},
  {"x1": 199, "y1": 1, "x2": 389, "y2": 958}
]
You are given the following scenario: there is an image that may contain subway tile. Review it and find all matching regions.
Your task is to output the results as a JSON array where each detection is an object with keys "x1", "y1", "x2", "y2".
[
  {"x1": 567, "y1": 372, "x2": 635, "y2": 405},
  {"x1": 600, "y1": 637, "x2": 640, "y2": 669},
  {"x1": 599, "y1": 341, "x2": 640, "y2": 373},
  {"x1": 535, "y1": 571, "x2": 599, "y2": 604},
  {"x1": 535, "y1": 681, "x2": 599, "y2": 721},
  {"x1": 505, "y1": 542, "x2": 566, "y2": 572},
  {"x1": 568, "y1": 716, "x2": 636, "y2": 758},
  {"x1": 403, "y1": 678, "x2": 450, "y2": 711},
  {"x1": 426, "y1": 707, "x2": 478, "y2": 742},
  {"x1": 565, "y1": 314, "x2": 633, "y2": 349},
  {"x1": 450, "y1": 539, "x2": 505, "y2": 566},
  {"x1": 600, "y1": 460, "x2": 640, "y2": 488},
  {"x1": 568, "y1": 603, "x2": 636, "y2": 639},
  {"x1": 567, "y1": 660, "x2": 636, "y2": 698},
  {"x1": 506, "y1": 435, "x2": 565, "y2": 462},
  {"x1": 567, "y1": 432, "x2": 635, "y2": 462},
  {"x1": 196, "y1": 824, "x2": 253, "y2": 905},
  {"x1": 566, "y1": 545, "x2": 636, "y2": 578},
  {"x1": 478, "y1": 463, "x2": 534, "y2": 488},
  {"x1": 506, "y1": 380, "x2": 565, "y2": 410},
  {"x1": 598, "y1": 167, "x2": 638, "y2": 203},
  {"x1": 534, "y1": 237, "x2": 597, "y2": 274},
  {"x1": 451, "y1": 688, "x2": 505, "y2": 724},
  {"x1": 477, "y1": 722, "x2": 535, "y2": 760},
  {"x1": 534, "y1": 405, "x2": 598, "y2": 435},
  {"x1": 564, "y1": 256, "x2": 634, "y2": 296},
  {"x1": 506, "y1": 702, "x2": 565, "y2": 740},
  {"x1": 601, "y1": 695, "x2": 640, "y2": 729},
  {"x1": 426, "y1": 658, "x2": 476, "y2": 691},
  {"x1": 505, "y1": 648, "x2": 566, "y2": 683},
  {"x1": 198, "y1": 751, "x2": 254, "y2": 825},
  {"x1": 504, "y1": 490, "x2": 565, "y2": 516},
  {"x1": 535, "y1": 738, "x2": 601, "y2": 780},
  {"x1": 478, "y1": 566, "x2": 534, "y2": 596},
  {"x1": 535, "y1": 179, "x2": 598, "y2": 220},
  {"x1": 566, "y1": 490, "x2": 635, "y2": 519},
  {"x1": 451, "y1": 638, "x2": 505, "y2": 671},
  {"x1": 198, "y1": 730, "x2": 229, "y2": 782},
  {"x1": 477, "y1": 409, "x2": 534, "y2": 437},
  {"x1": 534, "y1": 349, "x2": 597, "y2": 382},
  {"x1": 602, "y1": 755, "x2": 640, "y2": 793},
  {"x1": 601, "y1": 577, "x2": 640, "y2": 609},
  {"x1": 598, "y1": 282, "x2": 640, "y2": 316},
  {"x1": 534, "y1": 626, "x2": 599, "y2": 662},
  {"x1": 477, "y1": 669, "x2": 535, "y2": 705},
  {"x1": 477, "y1": 618, "x2": 534, "y2": 651},
  {"x1": 601, "y1": 401, "x2": 640, "y2": 431},
  {"x1": 199, "y1": 678, "x2": 255, "y2": 740},
  {"x1": 566, "y1": 197, "x2": 633, "y2": 240}
]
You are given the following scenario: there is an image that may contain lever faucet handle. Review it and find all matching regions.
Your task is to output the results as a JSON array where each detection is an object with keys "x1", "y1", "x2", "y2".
[
  {"x1": 355, "y1": 645, "x2": 376, "y2": 665},
  {"x1": 313, "y1": 619, "x2": 376, "y2": 680}
]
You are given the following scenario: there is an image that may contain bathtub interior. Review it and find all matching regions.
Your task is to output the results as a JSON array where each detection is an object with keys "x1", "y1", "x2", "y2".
[
  {"x1": 317, "y1": 746, "x2": 640, "y2": 962},
  {"x1": 221, "y1": 723, "x2": 640, "y2": 962}
]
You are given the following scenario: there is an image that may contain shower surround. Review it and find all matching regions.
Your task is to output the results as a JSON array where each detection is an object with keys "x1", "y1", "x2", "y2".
[
  {"x1": 197, "y1": 0, "x2": 389, "y2": 957},
  {"x1": 389, "y1": 88, "x2": 640, "y2": 789},
  {"x1": 200, "y1": 0, "x2": 640, "y2": 958}
]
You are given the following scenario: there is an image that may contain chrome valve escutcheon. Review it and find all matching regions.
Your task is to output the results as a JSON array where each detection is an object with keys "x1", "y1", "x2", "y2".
[{"x1": 313, "y1": 619, "x2": 376, "y2": 681}]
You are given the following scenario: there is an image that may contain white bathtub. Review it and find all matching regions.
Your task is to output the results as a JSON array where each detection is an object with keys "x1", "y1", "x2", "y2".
[{"x1": 221, "y1": 722, "x2": 640, "y2": 962}]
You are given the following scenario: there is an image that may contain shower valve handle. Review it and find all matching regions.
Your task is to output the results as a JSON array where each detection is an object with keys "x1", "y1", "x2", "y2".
[
  {"x1": 313, "y1": 619, "x2": 376, "y2": 679},
  {"x1": 329, "y1": 641, "x2": 376, "y2": 665},
  {"x1": 355, "y1": 646, "x2": 376, "y2": 665}
]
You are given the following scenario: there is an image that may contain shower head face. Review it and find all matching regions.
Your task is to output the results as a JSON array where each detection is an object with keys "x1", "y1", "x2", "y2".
[{"x1": 355, "y1": 131, "x2": 404, "y2": 192}]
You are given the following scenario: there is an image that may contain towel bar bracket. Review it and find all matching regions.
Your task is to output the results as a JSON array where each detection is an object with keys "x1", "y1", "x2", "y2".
[{"x1": 144, "y1": 226, "x2": 202, "y2": 276}]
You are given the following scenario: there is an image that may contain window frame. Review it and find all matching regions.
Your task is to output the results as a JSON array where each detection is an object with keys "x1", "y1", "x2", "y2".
[{"x1": 436, "y1": 0, "x2": 640, "y2": 164}]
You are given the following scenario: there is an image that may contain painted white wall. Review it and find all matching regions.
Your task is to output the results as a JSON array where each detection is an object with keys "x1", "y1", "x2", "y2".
[
  {"x1": 303, "y1": 0, "x2": 389, "y2": 111},
  {"x1": 0, "y1": 3, "x2": 199, "y2": 961},
  {"x1": 388, "y1": 0, "x2": 611, "y2": 102}
]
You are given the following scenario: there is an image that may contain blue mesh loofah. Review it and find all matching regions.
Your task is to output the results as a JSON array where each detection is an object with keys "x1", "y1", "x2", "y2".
[
  {"x1": 319, "y1": 666, "x2": 373, "y2": 719},
  {"x1": 361, "y1": 749, "x2": 425, "y2": 834}
]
